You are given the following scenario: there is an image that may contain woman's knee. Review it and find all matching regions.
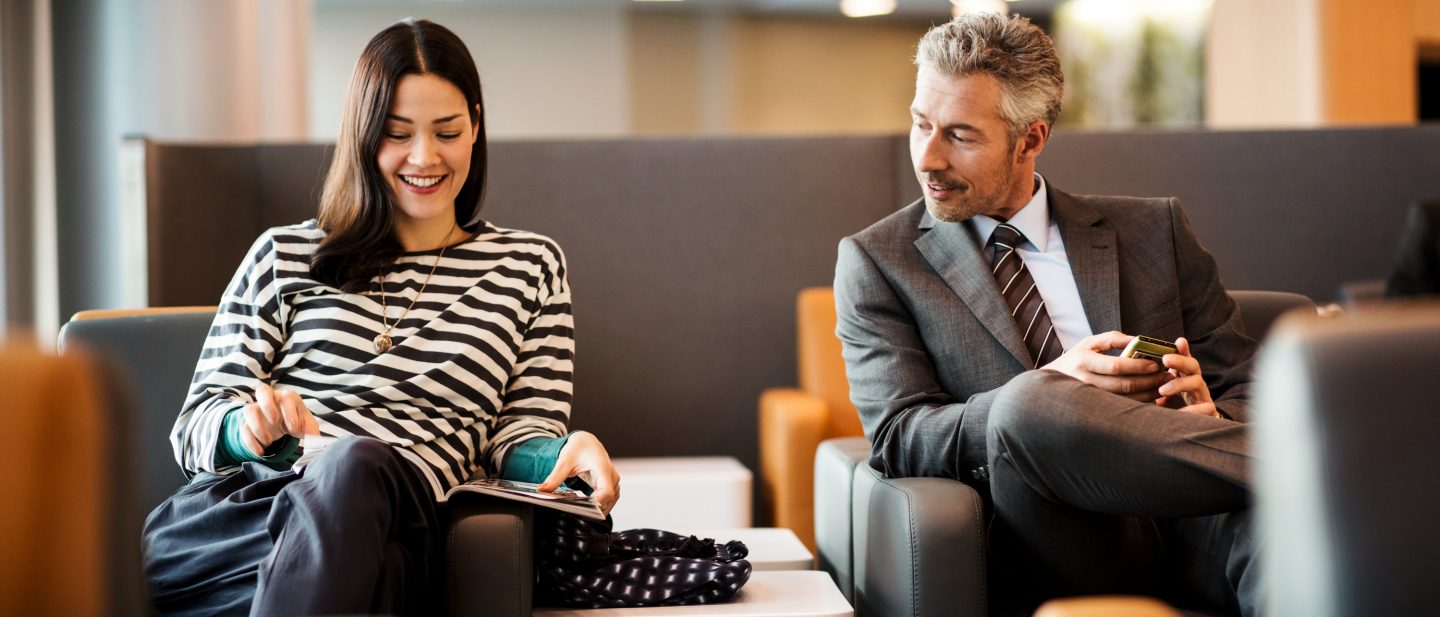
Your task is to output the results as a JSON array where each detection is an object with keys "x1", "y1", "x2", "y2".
[{"x1": 305, "y1": 436, "x2": 404, "y2": 491}]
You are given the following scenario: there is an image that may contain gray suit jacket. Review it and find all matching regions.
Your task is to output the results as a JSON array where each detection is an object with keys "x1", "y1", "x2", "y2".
[{"x1": 834, "y1": 187, "x2": 1257, "y2": 488}]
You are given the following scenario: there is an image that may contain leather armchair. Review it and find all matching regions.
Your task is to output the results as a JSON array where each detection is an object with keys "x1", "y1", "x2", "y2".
[
  {"x1": 58, "y1": 307, "x2": 214, "y2": 515},
  {"x1": 58, "y1": 308, "x2": 533, "y2": 616},
  {"x1": 814, "y1": 290, "x2": 1315, "y2": 616},
  {"x1": 1257, "y1": 301, "x2": 1440, "y2": 617},
  {"x1": 758, "y1": 287, "x2": 865, "y2": 551}
]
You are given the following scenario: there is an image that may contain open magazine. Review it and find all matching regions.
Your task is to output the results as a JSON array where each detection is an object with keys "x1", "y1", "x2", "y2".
[
  {"x1": 293, "y1": 436, "x2": 603, "y2": 520},
  {"x1": 447, "y1": 478, "x2": 606, "y2": 521}
]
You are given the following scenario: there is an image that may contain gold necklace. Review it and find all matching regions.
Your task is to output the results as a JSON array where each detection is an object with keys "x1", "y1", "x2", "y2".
[{"x1": 374, "y1": 221, "x2": 458, "y2": 354}]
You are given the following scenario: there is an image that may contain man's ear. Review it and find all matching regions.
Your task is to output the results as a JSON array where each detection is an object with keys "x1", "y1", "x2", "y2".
[{"x1": 1014, "y1": 119, "x2": 1049, "y2": 163}]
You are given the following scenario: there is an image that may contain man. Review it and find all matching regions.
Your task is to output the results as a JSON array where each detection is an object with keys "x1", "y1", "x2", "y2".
[{"x1": 834, "y1": 13, "x2": 1257, "y2": 616}]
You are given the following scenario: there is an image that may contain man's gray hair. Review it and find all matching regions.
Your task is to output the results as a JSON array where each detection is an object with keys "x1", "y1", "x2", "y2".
[{"x1": 915, "y1": 12, "x2": 1064, "y2": 142}]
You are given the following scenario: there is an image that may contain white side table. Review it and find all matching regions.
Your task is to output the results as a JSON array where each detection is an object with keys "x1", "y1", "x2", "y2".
[
  {"x1": 533, "y1": 570, "x2": 853, "y2": 617},
  {"x1": 684, "y1": 528, "x2": 812, "y2": 571},
  {"x1": 609, "y1": 457, "x2": 752, "y2": 531}
]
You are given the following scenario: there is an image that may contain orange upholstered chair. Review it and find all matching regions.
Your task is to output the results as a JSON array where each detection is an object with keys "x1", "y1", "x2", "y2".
[
  {"x1": 758, "y1": 287, "x2": 864, "y2": 551},
  {"x1": 0, "y1": 339, "x2": 142, "y2": 616}
]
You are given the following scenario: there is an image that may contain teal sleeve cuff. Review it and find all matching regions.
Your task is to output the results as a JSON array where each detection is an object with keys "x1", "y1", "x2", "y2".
[
  {"x1": 216, "y1": 408, "x2": 301, "y2": 471},
  {"x1": 499, "y1": 434, "x2": 572, "y2": 484}
]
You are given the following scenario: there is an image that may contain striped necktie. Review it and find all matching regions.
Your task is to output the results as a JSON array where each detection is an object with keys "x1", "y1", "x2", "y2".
[{"x1": 987, "y1": 223, "x2": 1061, "y2": 368}]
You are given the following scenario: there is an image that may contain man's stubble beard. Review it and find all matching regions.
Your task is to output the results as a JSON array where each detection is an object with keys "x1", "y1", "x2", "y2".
[{"x1": 923, "y1": 162, "x2": 1015, "y2": 223}]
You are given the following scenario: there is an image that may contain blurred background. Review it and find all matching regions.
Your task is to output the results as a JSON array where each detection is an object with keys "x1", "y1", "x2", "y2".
[{"x1": 2, "y1": 0, "x2": 1438, "y2": 338}]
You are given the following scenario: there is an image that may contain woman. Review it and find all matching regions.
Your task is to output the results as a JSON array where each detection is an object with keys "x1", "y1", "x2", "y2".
[{"x1": 142, "y1": 18, "x2": 620, "y2": 616}]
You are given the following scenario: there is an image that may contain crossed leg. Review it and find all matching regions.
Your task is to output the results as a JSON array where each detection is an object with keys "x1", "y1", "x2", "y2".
[{"x1": 984, "y1": 370, "x2": 1257, "y2": 616}]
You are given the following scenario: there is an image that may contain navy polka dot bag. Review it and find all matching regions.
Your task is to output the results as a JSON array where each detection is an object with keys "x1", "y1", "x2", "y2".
[{"x1": 534, "y1": 511, "x2": 753, "y2": 608}]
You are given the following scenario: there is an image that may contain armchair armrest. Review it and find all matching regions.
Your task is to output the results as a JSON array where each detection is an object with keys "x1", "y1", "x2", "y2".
[
  {"x1": 853, "y1": 465, "x2": 987, "y2": 617},
  {"x1": 814, "y1": 437, "x2": 870, "y2": 602},
  {"x1": 759, "y1": 387, "x2": 829, "y2": 549},
  {"x1": 446, "y1": 495, "x2": 534, "y2": 617}
]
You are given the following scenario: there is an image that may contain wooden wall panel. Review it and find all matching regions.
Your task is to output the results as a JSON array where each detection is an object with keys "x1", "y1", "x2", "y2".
[{"x1": 1320, "y1": 0, "x2": 1418, "y2": 123}]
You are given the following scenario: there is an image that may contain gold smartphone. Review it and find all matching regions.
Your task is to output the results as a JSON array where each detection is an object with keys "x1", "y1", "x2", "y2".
[{"x1": 1120, "y1": 335, "x2": 1178, "y2": 363}]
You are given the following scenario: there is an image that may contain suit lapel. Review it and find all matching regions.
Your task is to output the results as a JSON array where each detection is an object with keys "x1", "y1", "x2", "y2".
[
  {"x1": 914, "y1": 209, "x2": 1032, "y2": 367},
  {"x1": 1051, "y1": 188, "x2": 1120, "y2": 335}
]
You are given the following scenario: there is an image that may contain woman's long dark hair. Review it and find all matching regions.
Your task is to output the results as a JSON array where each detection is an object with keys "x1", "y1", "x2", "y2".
[{"x1": 311, "y1": 18, "x2": 487, "y2": 291}]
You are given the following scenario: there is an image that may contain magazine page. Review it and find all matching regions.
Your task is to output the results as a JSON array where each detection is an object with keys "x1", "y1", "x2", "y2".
[
  {"x1": 448, "y1": 478, "x2": 606, "y2": 521},
  {"x1": 292, "y1": 435, "x2": 338, "y2": 471}
]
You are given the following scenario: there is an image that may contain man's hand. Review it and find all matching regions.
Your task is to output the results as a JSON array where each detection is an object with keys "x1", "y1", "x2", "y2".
[
  {"x1": 539, "y1": 431, "x2": 621, "y2": 515},
  {"x1": 240, "y1": 383, "x2": 320, "y2": 456},
  {"x1": 1041, "y1": 331, "x2": 1174, "y2": 402},
  {"x1": 1157, "y1": 337, "x2": 1219, "y2": 417}
]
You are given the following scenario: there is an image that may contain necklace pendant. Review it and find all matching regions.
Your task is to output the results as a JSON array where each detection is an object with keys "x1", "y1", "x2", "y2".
[{"x1": 373, "y1": 333, "x2": 394, "y2": 354}]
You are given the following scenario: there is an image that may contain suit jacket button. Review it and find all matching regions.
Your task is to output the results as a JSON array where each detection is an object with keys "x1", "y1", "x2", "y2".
[{"x1": 971, "y1": 465, "x2": 990, "y2": 481}]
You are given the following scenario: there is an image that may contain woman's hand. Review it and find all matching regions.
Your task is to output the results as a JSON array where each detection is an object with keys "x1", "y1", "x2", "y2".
[
  {"x1": 1157, "y1": 337, "x2": 1219, "y2": 418},
  {"x1": 240, "y1": 383, "x2": 320, "y2": 456},
  {"x1": 539, "y1": 431, "x2": 621, "y2": 515}
]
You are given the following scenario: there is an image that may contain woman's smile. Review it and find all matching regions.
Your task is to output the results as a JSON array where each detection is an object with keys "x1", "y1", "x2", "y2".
[{"x1": 399, "y1": 173, "x2": 447, "y2": 193}]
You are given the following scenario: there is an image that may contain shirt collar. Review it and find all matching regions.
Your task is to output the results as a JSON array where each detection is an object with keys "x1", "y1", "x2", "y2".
[{"x1": 972, "y1": 173, "x2": 1050, "y2": 252}]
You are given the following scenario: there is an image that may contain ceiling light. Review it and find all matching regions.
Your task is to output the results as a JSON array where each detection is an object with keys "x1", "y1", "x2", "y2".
[
  {"x1": 952, "y1": 0, "x2": 1007, "y2": 17},
  {"x1": 841, "y1": 0, "x2": 897, "y2": 18}
]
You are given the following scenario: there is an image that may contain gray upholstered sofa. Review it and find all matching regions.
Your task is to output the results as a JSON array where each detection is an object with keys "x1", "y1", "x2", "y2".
[{"x1": 814, "y1": 290, "x2": 1316, "y2": 617}]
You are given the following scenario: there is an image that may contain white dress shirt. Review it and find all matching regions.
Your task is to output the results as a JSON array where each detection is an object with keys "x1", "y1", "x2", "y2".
[{"x1": 969, "y1": 174, "x2": 1095, "y2": 351}]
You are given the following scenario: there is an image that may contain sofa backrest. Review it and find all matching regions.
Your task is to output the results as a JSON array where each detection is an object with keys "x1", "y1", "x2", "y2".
[
  {"x1": 1035, "y1": 127, "x2": 1440, "y2": 302},
  {"x1": 132, "y1": 127, "x2": 1440, "y2": 489}
]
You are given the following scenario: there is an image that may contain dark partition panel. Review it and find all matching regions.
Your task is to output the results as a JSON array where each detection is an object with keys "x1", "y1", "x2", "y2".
[
  {"x1": 1042, "y1": 127, "x2": 1440, "y2": 301},
  {"x1": 140, "y1": 136, "x2": 900, "y2": 512},
  {"x1": 142, "y1": 127, "x2": 1440, "y2": 523},
  {"x1": 888, "y1": 126, "x2": 1440, "y2": 301},
  {"x1": 480, "y1": 137, "x2": 900, "y2": 465}
]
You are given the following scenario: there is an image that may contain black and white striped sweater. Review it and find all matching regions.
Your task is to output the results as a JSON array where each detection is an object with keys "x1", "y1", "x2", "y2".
[{"x1": 170, "y1": 219, "x2": 574, "y2": 500}]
